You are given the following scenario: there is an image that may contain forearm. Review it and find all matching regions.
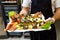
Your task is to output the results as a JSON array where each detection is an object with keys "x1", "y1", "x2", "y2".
[
  {"x1": 45, "y1": 8, "x2": 60, "y2": 23},
  {"x1": 52, "y1": 8, "x2": 60, "y2": 21},
  {"x1": 22, "y1": 7, "x2": 30, "y2": 12}
]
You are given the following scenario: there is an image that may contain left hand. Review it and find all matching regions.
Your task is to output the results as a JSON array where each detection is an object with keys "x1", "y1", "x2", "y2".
[
  {"x1": 19, "y1": 10, "x2": 28, "y2": 16},
  {"x1": 44, "y1": 17, "x2": 55, "y2": 24}
]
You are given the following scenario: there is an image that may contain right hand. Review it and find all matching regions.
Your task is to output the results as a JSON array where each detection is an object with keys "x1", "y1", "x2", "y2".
[{"x1": 44, "y1": 17, "x2": 55, "y2": 24}]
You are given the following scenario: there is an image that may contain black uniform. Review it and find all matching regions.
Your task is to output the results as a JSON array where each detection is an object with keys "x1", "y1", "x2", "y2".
[{"x1": 30, "y1": 0, "x2": 56, "y2": 40}]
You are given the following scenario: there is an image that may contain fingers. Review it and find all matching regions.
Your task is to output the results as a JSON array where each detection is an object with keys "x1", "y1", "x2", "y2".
[
  {"x1": 44, "y1": 17, "x2": 52, "y2": 22},
  {"x1": 44, "y1": 17, "x2": 55, "y2": 23},
  {"x1": 19, "y1": 10, "x2": 28, "y2": 16}
]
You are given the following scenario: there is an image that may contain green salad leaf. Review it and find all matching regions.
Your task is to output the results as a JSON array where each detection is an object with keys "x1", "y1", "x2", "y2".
[
  {"x1": 8, "y1": 11, "x2": 17, "y2": 18},
  {"x1": 42, "y1": 21, "x2": 51, "y2": 30}
]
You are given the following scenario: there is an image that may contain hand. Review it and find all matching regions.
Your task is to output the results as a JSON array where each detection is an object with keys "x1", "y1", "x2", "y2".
[
  {"x1": 44, "y1": 17, "x2": 55, "y2": 23},
  {"x1": 4, "y1": 29, "x2": 7, "y2": 31},
  {"x1": 19, "y1": 10, "x2": 28, "y2": 16}
]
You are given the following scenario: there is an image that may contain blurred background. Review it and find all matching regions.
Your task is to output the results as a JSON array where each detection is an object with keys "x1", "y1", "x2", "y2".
[{"x1": 0, "y1": 0, "x2": 60, "y2": 40}]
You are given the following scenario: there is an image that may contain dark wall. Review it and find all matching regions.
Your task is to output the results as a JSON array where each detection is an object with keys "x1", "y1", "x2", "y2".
[{"x1": 55, "y1": 21, "x2": 60, "y2": 40}]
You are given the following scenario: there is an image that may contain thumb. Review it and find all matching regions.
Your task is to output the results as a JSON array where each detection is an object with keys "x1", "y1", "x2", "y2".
[{"x1": 44, "y1": 17, "x2": 52, "y2": 22}]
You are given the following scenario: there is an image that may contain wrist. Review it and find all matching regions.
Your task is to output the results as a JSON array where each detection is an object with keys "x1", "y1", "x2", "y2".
[{"x1": 20, "y1": 9, "x2": 28, "y2": 16}]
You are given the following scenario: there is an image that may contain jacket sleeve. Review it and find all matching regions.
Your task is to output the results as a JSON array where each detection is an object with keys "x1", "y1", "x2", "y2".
[
  {"x1": 22, "y1": 0, "x2": 31, "y2": 7},
  {"x1": 55, "y1": 0, "x2": 60, "y2": 8}
]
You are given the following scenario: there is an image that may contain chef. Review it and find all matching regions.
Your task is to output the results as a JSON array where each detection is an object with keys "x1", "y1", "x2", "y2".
[{"x1": 19, "y1": 0, "x2": 60, "y2": 40}]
